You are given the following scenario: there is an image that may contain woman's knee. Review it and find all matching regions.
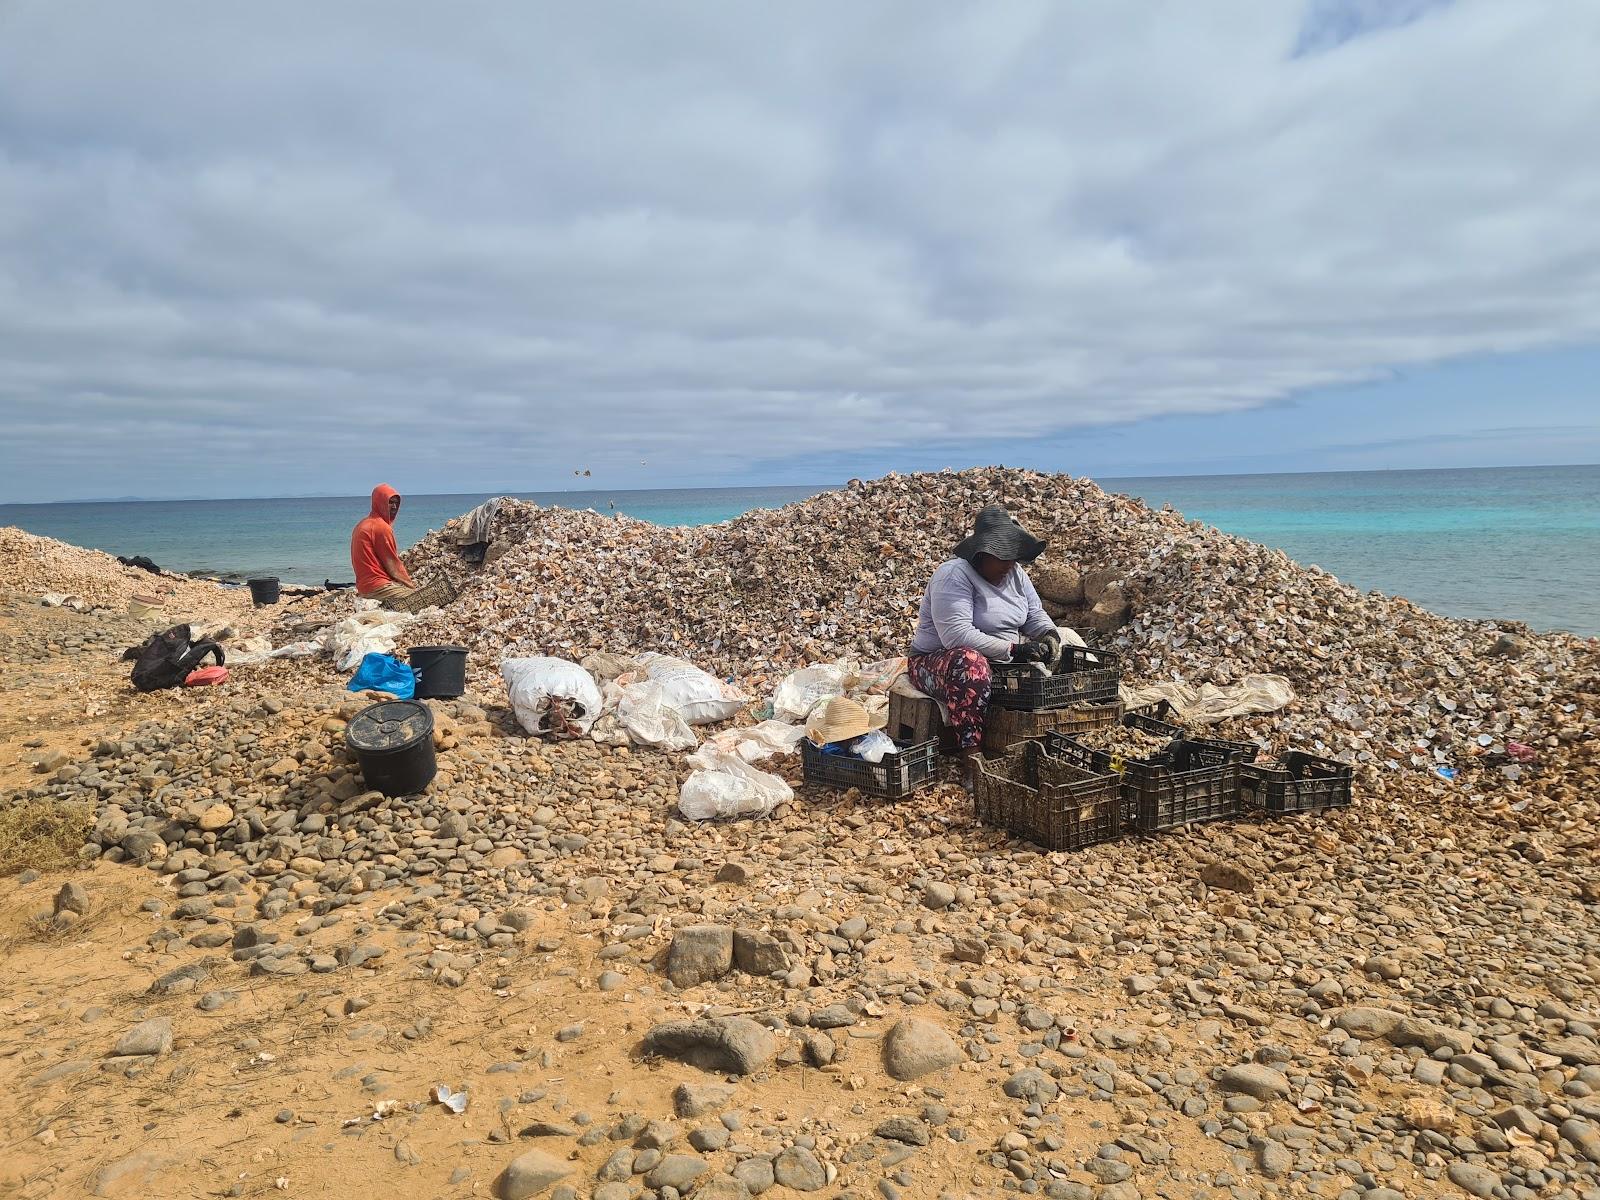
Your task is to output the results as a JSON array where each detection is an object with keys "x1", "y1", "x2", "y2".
[{"x1": 956, "y1": 649, "x2": 991, "y2": 682}]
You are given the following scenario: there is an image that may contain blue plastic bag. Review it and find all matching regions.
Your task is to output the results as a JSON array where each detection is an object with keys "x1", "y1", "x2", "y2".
[{"x1": 347, "y1": 652, "x2": 416, "y2": 699}]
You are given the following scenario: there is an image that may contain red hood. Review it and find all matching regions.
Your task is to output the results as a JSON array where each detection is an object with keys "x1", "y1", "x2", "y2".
[{"x1": 369, "y1": 483, "x2": 400, "y2": 523}]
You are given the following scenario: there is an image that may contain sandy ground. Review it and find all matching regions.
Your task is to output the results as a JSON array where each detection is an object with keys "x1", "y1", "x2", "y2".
[
  {"x1": 2, "y1": 586, "x2": 1597, "y2": 1200},
  {"x1": 0, "y1": 594, "x2": 1253, "y2": 1200},
  {"x1": 1, "y1": 855, "x2": 1268, "y2": 1200}
]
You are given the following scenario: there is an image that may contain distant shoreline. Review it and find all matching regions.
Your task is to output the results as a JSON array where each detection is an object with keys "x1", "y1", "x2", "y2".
[{"x1": 3, "y1": 460, "x2": 1596, "y2": 507}]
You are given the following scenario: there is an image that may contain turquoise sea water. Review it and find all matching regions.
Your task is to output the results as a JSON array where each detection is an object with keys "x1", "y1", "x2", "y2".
[
  {"x1": 1106, "y1": 465, "x2": 1599, "y2": 637},
  {"x1": 0, "y1": 467, "x2": 1595, "y2": 637},
  {"x1": 0, "y1": 487, "x2": 830, "y2": 588}
]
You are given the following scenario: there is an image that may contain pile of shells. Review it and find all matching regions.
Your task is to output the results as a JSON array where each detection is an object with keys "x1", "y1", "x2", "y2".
[
  {"x1": 0, "y1": 526, "x2": 248, "y2": 615},
  {"x1": 1074, "y1": 724, "x2": 1173, "y2": 761},
  {"x1": 375, "y1": 467, "x2": 1595, "y2": 805}
]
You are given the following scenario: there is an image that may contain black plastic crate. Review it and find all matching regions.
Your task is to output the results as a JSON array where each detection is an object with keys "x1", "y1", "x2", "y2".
[
  {"x1": 1123, "y1": 701, "x2": 1258, "y2": 763},
  {"x1": 1123, "y1": 699, "x2": 1183, "y2": 739},
  {"x1": 1242, "y1": 751, "x2": 1353, "y2": 816},
  {"x1": 1059, "y1": 644, "x2": 1119, "y2": 673},
  {"x1": 990, "y1": 646, "x2": 1121, "y2": 712},
  {"x1": 1039, "y1": 731, "x2": 1108, "y2": 773},
  {"x1": 1039, "y1": 733, "x2": 1140, "y2": 824},
  {"x1": 1043, "y1": 733, "x2": 1246, "y2": 832},
  {"x1": 973, "y1": 741, "x2": 1122, "y2": 851},
  {"x1": 1039, "y1": 717, "x2": 1240, "y2": 774},
  {"x1": 982, "y1": 701, "x2": 1122, "y2": 756},
  {"x1": 801, "y1": 737, "x2": 938, "y2": 800},
  {"x1": 1125, "y1": 757, "x2": 1241, "y2": 833},
  {"x1": 1168, "y1": 736, "x2": 1257, "y2": 770}
]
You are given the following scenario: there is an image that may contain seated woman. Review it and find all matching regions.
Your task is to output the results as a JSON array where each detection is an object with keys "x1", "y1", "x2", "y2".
[{"x1": 908, "y1": 504, "x2": 1061, "y2": 785}]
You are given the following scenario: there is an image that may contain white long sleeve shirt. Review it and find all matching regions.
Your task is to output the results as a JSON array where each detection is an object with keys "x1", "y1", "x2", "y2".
[{"x1": 909, "y1": 558, "x2": 1055, "y2": 660}]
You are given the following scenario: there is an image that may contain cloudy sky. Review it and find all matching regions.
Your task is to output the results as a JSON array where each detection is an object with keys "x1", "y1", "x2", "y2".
[{"x1": 1, "y1": 0, "x2": 1597, "y2": 502}]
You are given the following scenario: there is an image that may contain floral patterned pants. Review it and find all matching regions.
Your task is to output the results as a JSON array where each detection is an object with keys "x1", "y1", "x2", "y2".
[{"x1": 908, "y1": 647, "x2": 992, "y2": 750}]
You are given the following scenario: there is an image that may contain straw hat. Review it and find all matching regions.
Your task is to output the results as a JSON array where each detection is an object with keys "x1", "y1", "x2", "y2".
[{"x1": 805, "y1": 696, "x2": 888, "y2": 745}]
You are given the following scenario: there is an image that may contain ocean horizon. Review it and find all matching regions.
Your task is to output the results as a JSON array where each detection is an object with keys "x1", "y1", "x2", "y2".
[{"x1": 2, "y1": 465, "x2": 1596, "y2": 638}]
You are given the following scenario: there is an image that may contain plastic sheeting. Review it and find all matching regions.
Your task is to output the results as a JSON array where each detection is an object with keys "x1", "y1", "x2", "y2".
[
  {"x1": 327, "y1": 609, "x2": 416, "y2": 672},
  {"x1": 1119, "y1": 674, "x2": 1294, "y2": 723},
  {"x1": 771, "y1": 664, "x2": 851, "y2": 723},
  {"x1": 629, "y1": 653, "x2": 747, "y2": 724},
  {"x1": 612, "y1": 680, "x2": 699, "y2": 751},
  {"x1": 854, "y1": 656, "x2": 908, "y2": 695},
  {"x1": 347, "y1": 652, "x2": 416, "y2": 699},
  {"x1": 678, "y1": 747, "x2": 793, "y2": 821},
  {"x1": 453, "y1": 497, "x2": 501, "y2": 545},
  {"x1": 223, "y1": 635, "x2": 274, "y2": 664},
  {"x1": 583, "y1": 652, "x2": 748, "y2": 749},
  {"x1": 689, "y1": 720, "x2": 808, "y2": 767},
  {"x1": 770, "y1": 656, "x2": 910, "y2": 724},
  {"x1": 580, "y1": 651, "x2": 639, "y2": 686}
]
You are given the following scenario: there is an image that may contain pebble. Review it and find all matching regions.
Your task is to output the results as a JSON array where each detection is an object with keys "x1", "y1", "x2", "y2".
[
  {"x1": 643, "y1": 1019, "x2": 775, "y2": 1076},
  {"x1": 1446, "y1": 1163, "x2": 1500, "y2": 1197},
  {"x1": 666, "y1": 925, "x2": 733, "y2": 987},
  {"x1": 773, "y1": 1146, "x2": 828, "y2": 1192},
  {"x1": 497, "y1": 1148, "x2": 571, "y2": 1200},
  {"x1": 645, "y1": 1154, "x2": 708, "y2": 1192},
  {"x1": 113, "y1": 1017, "x2": 173, "y2": 1058},
  {"x1": 732, "y1": 1158, "x2": 775, "y2": 1194},
  {"x1": 54, "y1": 881, "x2": 89, "y2": 917},
  {"x1": 674, "y1": 1082, "x2": 737, "y2": 1119},
  {"x1": 1217, "y1": 1064, "x2": 1290, "y2": 1101},
  {"x1": 882, "y1": 1019, "x2": 962, "y2": 1081}
]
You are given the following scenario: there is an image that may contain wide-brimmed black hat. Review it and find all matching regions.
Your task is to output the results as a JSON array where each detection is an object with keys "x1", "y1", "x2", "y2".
[{"x1": 953, "y1": 504, "x2": 1047, "y2": 565}]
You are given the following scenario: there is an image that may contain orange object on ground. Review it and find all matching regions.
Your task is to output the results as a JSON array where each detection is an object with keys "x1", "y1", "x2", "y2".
[
  {"x1": 184, "y1": 665, "x2": 228, "y2": 686},
  {"x1": 351, "y1": 483, "x2": 406, "y2": 595}
]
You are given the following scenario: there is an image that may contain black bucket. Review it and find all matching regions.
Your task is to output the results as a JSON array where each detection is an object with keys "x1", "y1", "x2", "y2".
[
  {"x1": 409, "y1": 644, "x2": 468, "y2": 700},
  {"x1": 346, "y1": 700, "x2": 437, "y2": 796},
  {"x1": 247, "y1": 576, "x2": 281, "y2": 605}
]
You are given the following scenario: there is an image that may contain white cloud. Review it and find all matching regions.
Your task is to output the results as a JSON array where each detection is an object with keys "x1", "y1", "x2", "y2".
[{"x1": 0, "y1": 0, "x2": 1597, "y2": 498}]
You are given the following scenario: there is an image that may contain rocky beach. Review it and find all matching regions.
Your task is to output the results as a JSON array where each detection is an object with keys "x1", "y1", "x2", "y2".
[{"x1": 1, "y1": 467, "x2": 1597, "y2": 1200}]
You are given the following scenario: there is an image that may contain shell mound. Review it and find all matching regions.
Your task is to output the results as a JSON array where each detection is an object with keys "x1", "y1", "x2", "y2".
[
  {"x1": 403, "y1": 467, "x2": 1592, "y2": 801},
  {"x1": 0, "y1": 526, "x2": 237, "y2": 612}
]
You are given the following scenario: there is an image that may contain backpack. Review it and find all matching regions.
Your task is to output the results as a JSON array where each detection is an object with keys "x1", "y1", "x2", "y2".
[{"x1": 130, "y1": 624, "x2": 225, "y2": 692}]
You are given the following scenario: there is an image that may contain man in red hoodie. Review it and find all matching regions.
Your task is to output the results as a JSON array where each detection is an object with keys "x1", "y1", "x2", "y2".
[{"x1": 350, "y1": 483, "x2": 418, "y2": 601}]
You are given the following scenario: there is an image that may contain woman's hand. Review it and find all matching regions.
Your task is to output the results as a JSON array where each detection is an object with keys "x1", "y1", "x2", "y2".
[
  {"x1": 1011, "y1": 639, "x2": 1051, "y2": 664},
  {"x1": 1012, "y1": 632, "x2": 1061, "y2": 665}
]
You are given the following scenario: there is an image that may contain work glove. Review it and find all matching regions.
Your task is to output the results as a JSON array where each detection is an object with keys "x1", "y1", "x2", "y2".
[
  {"x1": 1036, "y1": 630, "x2": 1063, "y2": 662},
  {"x1": 1010, "y1": 639, "x2": 1051, "y2": 665}
]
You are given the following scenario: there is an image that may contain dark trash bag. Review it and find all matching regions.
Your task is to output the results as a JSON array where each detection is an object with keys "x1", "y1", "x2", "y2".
[{"x1": 130, "y1": 624, "x2": 225, "y2": 692}]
